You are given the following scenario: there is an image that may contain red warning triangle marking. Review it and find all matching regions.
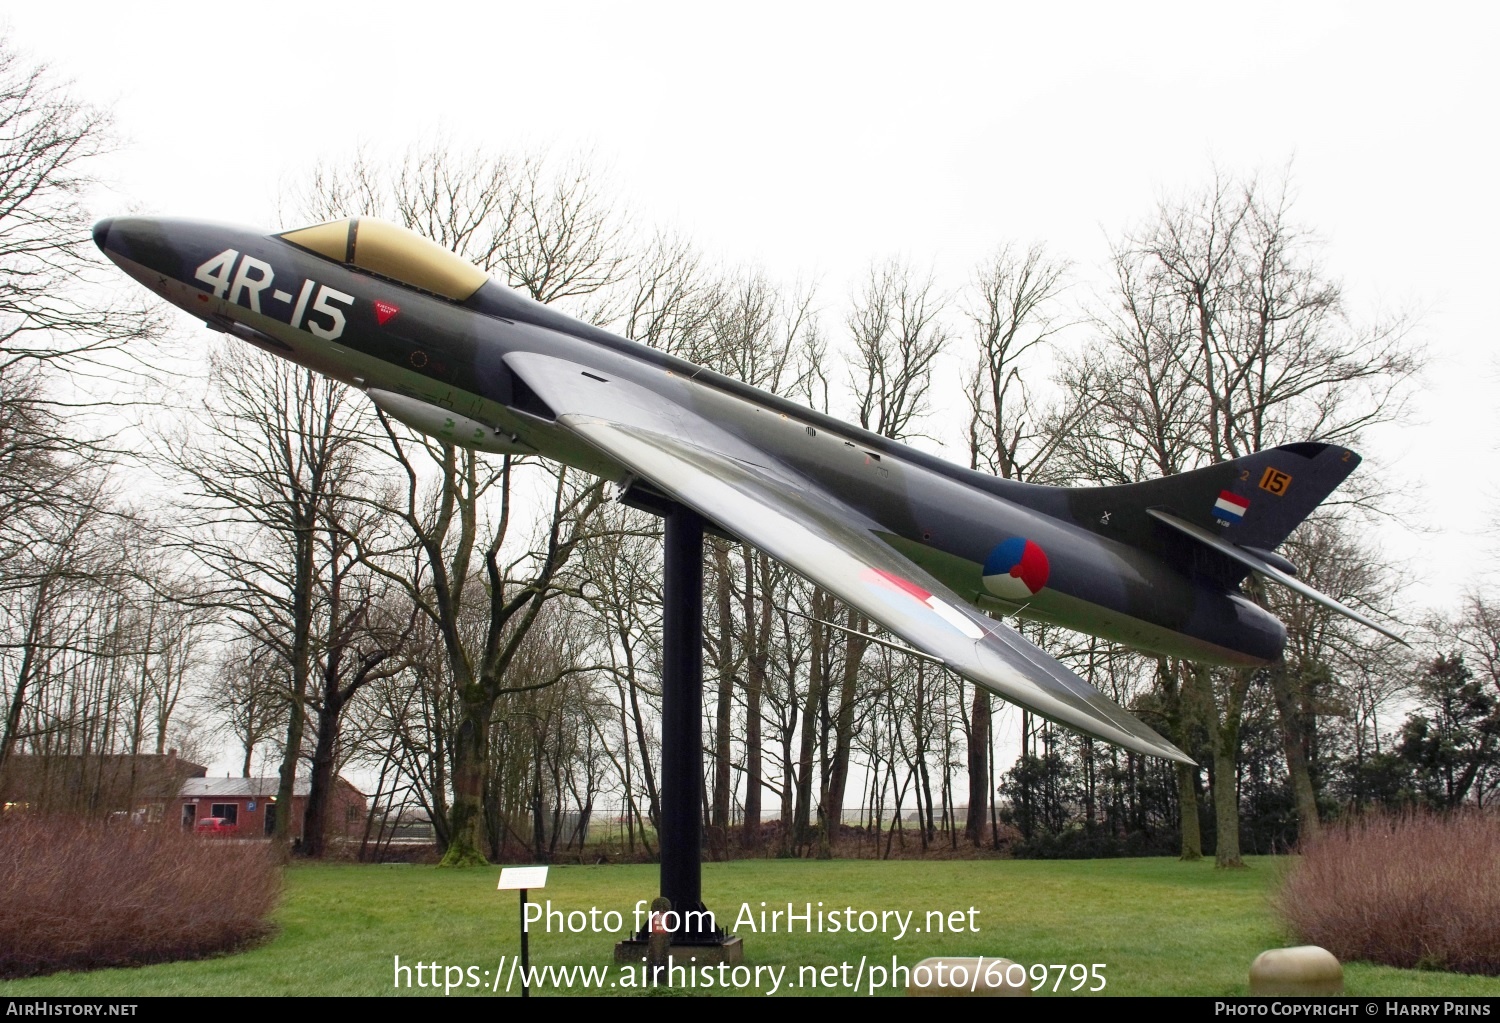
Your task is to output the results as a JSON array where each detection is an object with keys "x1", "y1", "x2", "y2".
[{"x1": 374, "y1": 300, "x2": 400, "y2": 325}]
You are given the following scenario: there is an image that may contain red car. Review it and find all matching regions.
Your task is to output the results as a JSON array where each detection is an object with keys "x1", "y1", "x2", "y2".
[{"x1": 193, "y1": 816, "x2": 237, "y2": 836}]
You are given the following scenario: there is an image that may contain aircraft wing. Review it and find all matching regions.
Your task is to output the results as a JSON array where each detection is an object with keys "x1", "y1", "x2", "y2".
[{"x1": 507, "y1": 352, "x2": 1192, "y2": 764}]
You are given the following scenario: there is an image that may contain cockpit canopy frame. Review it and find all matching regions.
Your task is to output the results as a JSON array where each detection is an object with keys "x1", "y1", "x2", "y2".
[{"x1": 278, "y1": 217, "x2": 489, "y2": 302}]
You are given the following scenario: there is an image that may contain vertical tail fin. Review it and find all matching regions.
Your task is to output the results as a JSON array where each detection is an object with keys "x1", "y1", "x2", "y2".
[
  {"x1": 1058, "y1": 442, "x2": 1401, "y2": 644},
  {"x1": 1159, "y1": 442, "x2": 1358, "y2": 551},
  {"x1": 1063, "y1": 442, "x2": 1361, "y2": 554}
]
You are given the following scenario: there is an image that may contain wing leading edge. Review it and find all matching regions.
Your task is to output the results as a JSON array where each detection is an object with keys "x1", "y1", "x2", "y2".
[{"x1": 506, "y1": 352, "x2": 1191, "y2": 765}]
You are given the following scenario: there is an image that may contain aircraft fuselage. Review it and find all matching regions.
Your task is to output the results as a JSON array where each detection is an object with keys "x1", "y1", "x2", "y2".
[{"x1": 94, "y1": 217, "x2": 1286, "y2": 669}]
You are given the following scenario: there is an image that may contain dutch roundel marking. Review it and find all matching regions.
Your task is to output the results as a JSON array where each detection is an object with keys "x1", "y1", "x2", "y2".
[
  {"x1": 1213, "y1": 490, "x2": 1250, "y2": 524},
  {"x1": 983, "y1": 538, "x2": 1050, "y2": 601},
  {"x1": 862, "y1": 568, "x2": 984, "y2": 640},
  {"x1": 1258, "y1": 467, "x2": 1292, "y2": 496}
]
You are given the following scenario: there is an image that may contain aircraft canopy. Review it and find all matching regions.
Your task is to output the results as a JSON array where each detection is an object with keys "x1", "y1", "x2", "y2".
[{"x1": 278, "y1": 217, "x2": 489, "y2": 302}]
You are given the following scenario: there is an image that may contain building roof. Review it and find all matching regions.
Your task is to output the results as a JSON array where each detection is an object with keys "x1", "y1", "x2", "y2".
[
  {"x1": 181, "y1": 776, "x2": 312, "y2": 799},
  {"x1": 1, "y1": 753, "x2": 209, "y2": 812},
  {"x1": 2, "y1": 752, "x2": 207, "y2": 778}
]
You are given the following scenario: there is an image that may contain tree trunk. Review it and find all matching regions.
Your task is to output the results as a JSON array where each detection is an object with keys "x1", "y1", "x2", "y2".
[
  {"x1": 740, "y1": 548, "x2": 767, "y2": 849},
  {"x1": 912, "y1": 664, "x2": 934, "y2": 848},
  {"x1": 742, "y1": 663, "x2": 763, "y2": 849},
  {"x1": 822, "y1": 610, "x2": 867, "y2": 836},
  {"x1": 779, "y1": 729, "x2": 795, "y2": 857},
  {"x1": 275, "y1": 530, "x2": 315, "y2": 847},
  {"x1": 627, "y1": 669, "x2": 660, "y2": 829},
  {"x1": 301, "y1": 689, "x2": 344, "y2": 858},
  {"x1": 0, "y1": 580, "x2": 50, "y2": 772},
  {"x1": 441, "y1": 689, "x2": 495, "y2": 867},
  {"x1": 1200, "y1": 664, "x2": 1252, "y2": 869},
  {"x1": 965, "y1": 689, "x2": 990, "y2": 845},
  {"x1": 1082, "y1": 737, "x2": 1095, "y2": 829},
  {"x1": 1268, "y1": 663, "x2": 1321, "y2": 844},
  {"x1": 710, "y1": 543, "x2": 734, "y2": 832},
  {"x1": 275, "y1": 674, "x2": 308, "y2": 848},
  {"x1": 793, "y1": 603, "x2": 825, "y2": 848},
  {"x1": 1210, "y1": 735, "x2": 1243, "y2": 868},
  {"x1": 1017, "y1": 710, "x2": 1033, "y2": 839},
  {"x1": 531, "y1": 739, "x2": 549, "y2": 861},
  {"x1": 1176, "y1": 762, "x2": 1203, "y2": 860},
  {"x1": 917, "y1": 755, "x2": 935, "y2": 845},
  {"x1": 1154, "y1": 658, "x2": 1203, "y2": 860}
]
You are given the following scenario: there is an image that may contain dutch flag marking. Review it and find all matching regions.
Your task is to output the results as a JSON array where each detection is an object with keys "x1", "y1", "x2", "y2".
[{"x1": 1213, "y1": 490, "x2": 1250, "y2": 524}]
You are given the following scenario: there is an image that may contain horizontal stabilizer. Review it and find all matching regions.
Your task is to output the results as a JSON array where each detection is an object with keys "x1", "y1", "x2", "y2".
[{"x1": 1146, "y1": 508, "x2": 1406, "y2": 646}]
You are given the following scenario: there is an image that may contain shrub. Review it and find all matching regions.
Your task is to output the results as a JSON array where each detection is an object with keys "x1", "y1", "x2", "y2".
[
  {"x1": 1009, "y1": 824, "x2": 1176, "y2": 859},
  {"x1": 0, "y1": 814, "x2": 282, "y2": 978},
  {"x1": 1274, "y1": 810, "x2": 1500, "y2": 975}
]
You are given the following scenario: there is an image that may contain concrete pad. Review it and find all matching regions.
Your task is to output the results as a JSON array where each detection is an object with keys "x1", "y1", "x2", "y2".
[{"x1": 613, "y1": 935, "x2": 744, "y2": 966}]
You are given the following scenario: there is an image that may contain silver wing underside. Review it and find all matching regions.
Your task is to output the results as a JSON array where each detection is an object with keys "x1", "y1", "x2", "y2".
[{"x1": 508, "y1": 352, "x2": 1192, "y2": 765}]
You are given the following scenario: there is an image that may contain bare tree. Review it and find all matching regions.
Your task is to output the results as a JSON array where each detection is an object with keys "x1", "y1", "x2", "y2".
[
  {"x1": 0, "y1": 472, "x2": 120, "y2": 770},
  {"x1": 210, "y1": 640, "x2": 287, "y2": 778},
  {"x1": 959, "y1": 243, "x2": 1069, "y2": 846},
  {"x1": 493, "y1": 152, "x2": 631, "y2": 312},
  {"x1": 356, "y1": 424, "x2": 607, "y2": 864},
  {"x1": 0, "y1": 36, "x2": 161, "y2": 609},
  {"x1": 0, "y1": 36, "x2": 160, "y2": 377},
  {"x1": 686, "y1": 269, "x2": 818, "y2": 848},
  {"x1": 300, "y1": 495, "x2": 418, "y2": 857},
  {"x1": 1440, "y1": 592, "x2": 1500, "y2": 704},
  {"x1": 1059, "y1": 167, "x2": 1419, "y2": 866},
  {"x1": 164, "y1": 344, "x2": 366, "y2": 843},
  {"x1": 1263, "y1": 514, "x2": 1404, "y2": 839},
  {"x1": 280, "y1": 143, "x2": 633, "y2": 865},
  {"x1": 963, "y1": 244, "x2": 1071, "y2": 481},
  {"x1": 576, "y1": 503, "x2": 663, "y2": 854},
  {"x1": 845, "y1": 260, "x2": 950, "y2": 441},
  {"x1": 802, "y1": 261, "x2": 950, "y2": 851}
]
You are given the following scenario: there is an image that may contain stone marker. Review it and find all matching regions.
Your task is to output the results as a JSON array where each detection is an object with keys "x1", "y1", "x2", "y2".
[
  {"x1": 1249, "y1": 946, "x2": 1344, "y2": 996},
  {"x1": 907, "y1": 956, "x2": 1031, "y2": 996}
]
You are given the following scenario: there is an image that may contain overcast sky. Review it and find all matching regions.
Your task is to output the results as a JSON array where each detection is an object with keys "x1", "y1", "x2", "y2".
[{"x1": 8, "y1": 2, "x2": 1498, "y2": 622}]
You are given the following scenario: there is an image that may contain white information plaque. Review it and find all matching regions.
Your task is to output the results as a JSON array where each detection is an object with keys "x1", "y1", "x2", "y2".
[{"x1": 497, "y1": 866, "x2": 549, "y2": 891}]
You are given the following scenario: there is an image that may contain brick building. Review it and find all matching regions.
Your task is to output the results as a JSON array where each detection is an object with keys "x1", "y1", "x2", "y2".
[
  {"x1": 179, "y1": 775, "x2": 367, "y2": 843},
  {"x1": 0, "y1": 751, "x2": 207, "y2": 820}
]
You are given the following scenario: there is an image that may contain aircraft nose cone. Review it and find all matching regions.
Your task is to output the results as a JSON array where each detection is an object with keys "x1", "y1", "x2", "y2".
[{"x1": 92, "y1": 217, "x2": 114, "y2": 253}]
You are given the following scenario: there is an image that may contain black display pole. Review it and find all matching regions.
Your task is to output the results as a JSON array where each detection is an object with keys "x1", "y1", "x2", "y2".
[
  {"x1": 656, "y1": 502, "x2": 721, "y2": 943},
  {"x1": 518, "y1": 887, "x2": 530, "y2": 999}
]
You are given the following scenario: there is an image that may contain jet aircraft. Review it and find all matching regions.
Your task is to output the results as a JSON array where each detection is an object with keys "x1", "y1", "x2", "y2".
[{"x1": 93, "y1": 215, "x2": 1401, "y2": 765}]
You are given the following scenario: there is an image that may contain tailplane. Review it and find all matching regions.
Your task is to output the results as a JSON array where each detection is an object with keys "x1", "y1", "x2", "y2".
[{"x1": 1055, "y1": 443, "x2": 1402, "y2": 644}]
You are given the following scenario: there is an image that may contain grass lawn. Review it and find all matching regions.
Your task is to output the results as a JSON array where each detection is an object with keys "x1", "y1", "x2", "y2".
[{"x1": 5, "y1": 856, "x2": 1499, "y2": 997}]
